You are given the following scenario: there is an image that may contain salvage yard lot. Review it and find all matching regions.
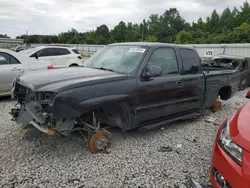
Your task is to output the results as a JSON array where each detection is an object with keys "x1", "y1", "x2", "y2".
[{"x1": 0, "y1": 89, "x2": 248, "y2": 188}]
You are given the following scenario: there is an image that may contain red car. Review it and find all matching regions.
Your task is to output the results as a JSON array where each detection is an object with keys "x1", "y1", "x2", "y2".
[{"x1": 210, "y1": 91, "x2": 250, "y2": 187}]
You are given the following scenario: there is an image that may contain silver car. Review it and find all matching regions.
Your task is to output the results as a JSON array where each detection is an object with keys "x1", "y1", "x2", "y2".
[{"x1": 0, "y1": 48, "x2": 52, "y2": 97}]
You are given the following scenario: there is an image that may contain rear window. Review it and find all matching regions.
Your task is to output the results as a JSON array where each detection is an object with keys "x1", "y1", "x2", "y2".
[{"x1": 72, "y1": 49, "x2": 80, "y2": 54}]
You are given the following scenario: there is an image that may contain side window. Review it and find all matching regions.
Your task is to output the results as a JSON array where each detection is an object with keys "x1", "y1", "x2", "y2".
[
  {"x1": 10, "y1": 56, "x2": 21, "y2": 64},
  {"x1": 180, "y1": 49, "x2": 200, "y2": 74},
  {"x1": 148, "y1": 48, "x2": 178, "y2": 75},
  {"x1": 242, "y1": 60, "x2": 247, "y2": 70},
  {"x1": 57, "y1": 48, "x2": 71, "y2": 55},
  {"x1": 72, "y1": 49, "x2": 80, "y2": 54},
  {"x1": 0, "y1": 53, "x2": 10, "y2": 65},
  {"x1": 37, "y1": 49, "x2": 51, "y2": 57}
]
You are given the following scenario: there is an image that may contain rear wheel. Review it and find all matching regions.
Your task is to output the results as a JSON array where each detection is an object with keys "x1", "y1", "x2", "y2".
[{"x1": 69, "y1": 64, "x2": 79, "y2": 67}]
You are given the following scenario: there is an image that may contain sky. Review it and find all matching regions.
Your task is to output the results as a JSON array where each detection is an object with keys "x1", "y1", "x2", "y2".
[{"x1": 0, "y1": 0, "x2": 247, "y2": 38}]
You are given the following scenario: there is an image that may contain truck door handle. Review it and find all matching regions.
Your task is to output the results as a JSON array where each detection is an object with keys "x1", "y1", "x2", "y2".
[
  {"x1": 11, "y1": 67, "x2": 21, "y2": 71},
  {"x1": 176, "y1": 81, "x2": 183, "y2": 88}
]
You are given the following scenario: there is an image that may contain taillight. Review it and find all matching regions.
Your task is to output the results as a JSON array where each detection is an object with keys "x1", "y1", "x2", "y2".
[
  {"x1": 78, "y1": 56, "x2": 82, "y2": 59},
  {"x1": 47, "y1": 65, "x2": 54, "y2": 69}
]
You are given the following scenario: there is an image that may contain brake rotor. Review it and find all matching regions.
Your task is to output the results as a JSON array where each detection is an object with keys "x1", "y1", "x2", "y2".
[
  {"x1": 89, "y1": 130, "x2": 111, "y2": 153},
  {"x1": 212, "y1": 98, "x2": 221, "y2": 113}
]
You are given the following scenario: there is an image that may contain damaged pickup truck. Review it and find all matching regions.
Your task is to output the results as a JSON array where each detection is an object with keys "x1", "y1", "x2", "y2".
[{"x1": 10, "y1": 43, "x2": 240, "y2": 152}]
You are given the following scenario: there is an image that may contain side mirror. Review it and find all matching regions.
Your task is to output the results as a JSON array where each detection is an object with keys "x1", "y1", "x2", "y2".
[
  {"x1": 246, "y1": 90, "x2": 250, "y2": 99},
  {"x1": 34, "y1": 53, "x2": 39, "y2": 59},
  {"x1": 144, "y1": 64, "x2": 162, "y2": 78}
]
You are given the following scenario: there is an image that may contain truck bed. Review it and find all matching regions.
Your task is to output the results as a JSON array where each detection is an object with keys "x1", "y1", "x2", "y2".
[{"x1": 201, "y1": 69, "x2": 240, "y2": 109}]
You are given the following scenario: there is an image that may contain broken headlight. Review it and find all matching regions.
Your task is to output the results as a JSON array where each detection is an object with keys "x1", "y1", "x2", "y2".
[
  {"x1": 219, "y1": 119, "x2": 242, "y2": 165},
  {"x1": 36, "y1": 92, "x2": 57, "y2": 104}
]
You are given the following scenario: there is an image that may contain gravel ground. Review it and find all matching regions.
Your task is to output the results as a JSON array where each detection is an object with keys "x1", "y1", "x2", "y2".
[{"x1": 0, "y1": 90, "x2": 249, "y2": 188}]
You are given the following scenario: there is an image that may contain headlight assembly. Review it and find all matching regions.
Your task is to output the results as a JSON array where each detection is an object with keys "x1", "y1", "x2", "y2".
[{"x1": 219, "y1": 119, "x2": 242, "y2": 165}]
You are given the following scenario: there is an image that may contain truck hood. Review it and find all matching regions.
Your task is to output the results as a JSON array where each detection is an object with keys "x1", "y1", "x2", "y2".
[
  {"x1": 16, "y1": 67, "x2": 127, "y2": 92},
  {"x1": 230, "y1": 102, "x2": 250, "y2": 152}
]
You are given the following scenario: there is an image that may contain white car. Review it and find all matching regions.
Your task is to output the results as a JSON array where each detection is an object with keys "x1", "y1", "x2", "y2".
[
  {"x1": 19, "y1": 46, "x2": 84, "y2": 68},
  {"x1": 0, "y1": 49, "x2": 52, "y2": 97}
]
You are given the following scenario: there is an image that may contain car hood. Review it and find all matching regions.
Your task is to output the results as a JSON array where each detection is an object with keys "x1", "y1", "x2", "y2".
[
  {"x1": 16, "y1": 67, "x2": 127, "y2": 92},
  {"x1": 230, "y1": 102, "x2": 250, "y2": 152}
]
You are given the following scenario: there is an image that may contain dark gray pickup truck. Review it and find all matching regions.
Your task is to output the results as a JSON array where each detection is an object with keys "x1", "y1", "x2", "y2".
[{"x1": 10, "y1": 42, "x2": 239, "y2": 152}]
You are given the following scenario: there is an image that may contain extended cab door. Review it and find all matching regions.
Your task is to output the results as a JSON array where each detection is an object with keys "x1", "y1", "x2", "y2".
[
  {"x1": 137, "y1": 47, "x2": 184, "y2": 123},
  {"x1": 178, "y1": 48, "x2": 205, "y2": 112}
]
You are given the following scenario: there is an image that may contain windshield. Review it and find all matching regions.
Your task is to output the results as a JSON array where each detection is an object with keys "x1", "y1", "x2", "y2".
[{"x1": 84, "y1": 45, "x2": 147, "y2": 74}]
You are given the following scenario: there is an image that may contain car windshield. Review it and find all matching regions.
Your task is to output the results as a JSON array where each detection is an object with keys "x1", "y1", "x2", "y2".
[{"x1": 84, "y1": 45, "x2": 147, "y2": 74}]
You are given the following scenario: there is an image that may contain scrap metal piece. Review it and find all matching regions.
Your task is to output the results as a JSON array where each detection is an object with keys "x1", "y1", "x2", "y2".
[
  {"x1": 55, "y1": 119, "x2": 75, "y2": 136},
  {"x1": 29, "y1": 121, "x2": 55, "y2": 135},
  {"x1": 9, "y1": 108, "x2": 20, "y2": 121}
]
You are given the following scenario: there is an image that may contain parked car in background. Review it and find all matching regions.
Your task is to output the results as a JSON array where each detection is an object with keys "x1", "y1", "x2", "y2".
[
  {"x1": 0, "y1": 49, "x2": 52, "y2": 97},
  {"x1": 19, "y1": 45, "x2": 84, "y2": 68},
  {"x1": 202, "y1": 54, "x2": 250, "y2": 89},
  {"x1": 10, "y1": 42, "x2": 240, "y2": 152},
  {"x1": 11, "y1": 44, "x2": 32, "y2": 52},
  {"x1": 210, "y1": 91, "x2": 250, "y2": 188}
]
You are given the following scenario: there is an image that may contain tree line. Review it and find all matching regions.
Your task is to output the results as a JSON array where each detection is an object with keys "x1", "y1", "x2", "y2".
[{"x1": 4, "y1": 1, "x2": 250, "y2": 44}]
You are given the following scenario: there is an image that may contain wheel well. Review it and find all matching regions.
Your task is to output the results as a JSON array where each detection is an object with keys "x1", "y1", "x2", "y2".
[
  {"x1": 69, "y1": 63, "x2": 79, "y2": 67},
  {"x1": 218, "y1": 86, "x2": 232, "y2": 100},
  {"x1": 82, "y1": 103, "x2": 130, "y2": 129}
]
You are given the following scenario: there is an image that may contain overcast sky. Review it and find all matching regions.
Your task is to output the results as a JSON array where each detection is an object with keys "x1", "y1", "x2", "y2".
[{"x1": 0, "y1": 0, "x2": 247, "y2": 37}]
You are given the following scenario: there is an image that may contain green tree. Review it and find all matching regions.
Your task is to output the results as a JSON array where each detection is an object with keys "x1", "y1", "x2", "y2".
[
  {"x1": 174, "y1": 31, "x2": 193, "y2": 44},
  {"x1": 95, "y1": 24, "x2": 109, "y2": 44},
  {"x1": 0, "y1": 34, "x2": 10, "y2": 38},
  {"x1": 112, "y1": 21, "x2": 127, "y2": 42},
  {"x1": 144, "y1": 35, "x2": 158, "y2": 42}
]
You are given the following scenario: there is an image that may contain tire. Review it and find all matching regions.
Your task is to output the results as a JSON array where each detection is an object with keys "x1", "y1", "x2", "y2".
[{"x1": 69, "y1": 64, "x2": 79, "y2": 67}]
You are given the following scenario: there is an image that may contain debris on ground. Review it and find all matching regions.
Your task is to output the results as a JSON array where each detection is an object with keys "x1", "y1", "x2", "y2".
[
  {"x1": 158, "y1": 146, "x2": 173, "y2": 152},
  {"x1": 68, "y1": 178, "x2": 80, "y2": 184},
  {"x1": 205, "y1": 116, "x2": 217, "y2": 123},
  {"x1": 185, "y1": 136, "x2": 198, "y2": 143},
  {"x1": 177, "y1": 144, "x2": 182, "y2": 149},
  {"x1": 213, "y1": 120, "x2": 221, "y2": 126}
]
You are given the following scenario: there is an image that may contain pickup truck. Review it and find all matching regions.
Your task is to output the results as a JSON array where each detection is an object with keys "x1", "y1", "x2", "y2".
[{"x1": 10, "y1": 42, "x2": 240, "y2": 152}]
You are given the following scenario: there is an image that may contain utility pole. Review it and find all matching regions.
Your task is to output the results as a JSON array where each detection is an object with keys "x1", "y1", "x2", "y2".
[{"x1": 25, "y1": 30, "x2": 28, "y2": 45}]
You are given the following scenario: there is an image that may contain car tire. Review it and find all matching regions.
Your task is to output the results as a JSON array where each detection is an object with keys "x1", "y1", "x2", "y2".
[{"x1": 69, "y1": 64, "x2": 79, "y2": 67}]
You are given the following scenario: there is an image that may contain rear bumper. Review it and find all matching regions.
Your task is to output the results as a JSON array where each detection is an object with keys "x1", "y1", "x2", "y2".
[{"x1": 210, "y1": 142, "x2": 250, "y2": 187}]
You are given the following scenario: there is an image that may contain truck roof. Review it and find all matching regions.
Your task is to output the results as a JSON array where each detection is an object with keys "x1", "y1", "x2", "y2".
[{"x1": 109, "y1": 42, "x2": 195, "y2": 49}]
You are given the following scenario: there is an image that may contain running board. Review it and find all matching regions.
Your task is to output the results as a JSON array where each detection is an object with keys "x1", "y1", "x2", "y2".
[{"x1": 138, "y1": 112, "x2": 199, "y2": 132}]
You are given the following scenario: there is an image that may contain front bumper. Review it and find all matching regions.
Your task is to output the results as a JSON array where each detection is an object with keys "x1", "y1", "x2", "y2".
[
  {"x1": 210, "y1": 142, "x2": 250, "y2": 187},
  {"x1": 10, "y1": 101, "x2": 55, "y2": 135}
]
